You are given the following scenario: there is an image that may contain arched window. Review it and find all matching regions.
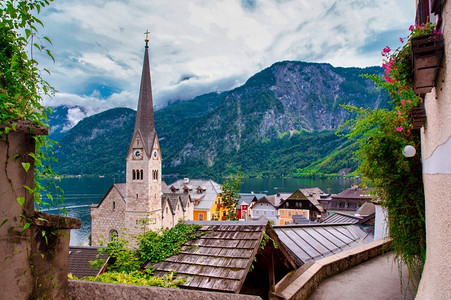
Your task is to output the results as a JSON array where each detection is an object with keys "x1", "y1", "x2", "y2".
[
  {"x1": 140, "y1": 170, "x2": 143, "y2": 180},
  {"x1": 132, "y1": 170, "x2": 136, "y2": 180},
  {"x1": 110, "y1": 229, "x2": 118, "y2": 241},
  {"x1": 112, "y1": 201, "x2": 116, "y2": 210}
]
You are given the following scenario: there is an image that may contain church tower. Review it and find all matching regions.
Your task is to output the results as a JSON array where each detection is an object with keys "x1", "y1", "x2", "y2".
[{"x1": 124, "y1": 34, "x2": 162, "y2": 236}]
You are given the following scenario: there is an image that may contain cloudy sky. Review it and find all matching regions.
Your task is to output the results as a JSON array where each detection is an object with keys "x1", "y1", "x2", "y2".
[{"x1": 37, "y1": 0, "x2": 415, "y2": 124}]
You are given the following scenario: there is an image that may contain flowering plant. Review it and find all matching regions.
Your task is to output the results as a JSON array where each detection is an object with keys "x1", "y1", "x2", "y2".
[{"x1": 380, "y1": 22, "x2": 440, "y2": 134}]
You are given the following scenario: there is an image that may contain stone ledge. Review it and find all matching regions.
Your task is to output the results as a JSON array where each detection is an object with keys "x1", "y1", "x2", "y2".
[
  {"x1": 1, "y1": 120, "x2": 48, "y2": 136},
  {"x1": 33, "y1": 211, "x2": 81, "y2": 229},
  {"x1": 67, "y1": 280, "x2": 262, "y2": 300},
  {"x1": 272, "y1": 239, "x2": 392, "y2": 300}
]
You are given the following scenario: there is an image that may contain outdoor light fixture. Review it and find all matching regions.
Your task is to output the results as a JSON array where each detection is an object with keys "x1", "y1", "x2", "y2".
[{"x1": 403, "y1": 145, "x2": 416, "y2": 157}]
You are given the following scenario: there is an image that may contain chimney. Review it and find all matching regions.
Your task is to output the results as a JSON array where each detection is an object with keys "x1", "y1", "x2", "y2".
[{"x1": 184, "y1": 178, "x2": 189, "y2": 184}]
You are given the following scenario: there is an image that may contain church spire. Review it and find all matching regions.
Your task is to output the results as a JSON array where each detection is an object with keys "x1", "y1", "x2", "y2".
[{"x1": 133, "y1": 31, "x2": 156, "y2": 156}]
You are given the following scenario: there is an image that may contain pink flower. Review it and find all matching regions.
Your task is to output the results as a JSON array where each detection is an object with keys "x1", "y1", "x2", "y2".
[
  {"x1": 407, "y1": 100, "x2": 411, "y2": 103},
  {"x1": 396, "y1": 126, "x2": 403, "y2": 132},
  {"x1": 384, "y1": 75, "x2": 393, "y2": 83},
  {"x1": 433, "y1": 28, "x2": 442, "y2": 35},
  {"x1": 383, "y1": 46, "x2": 391, "y2": 54},
  {"x1": 401, "y1": 99, "x2": 405, "y2": 105},
  {"x1": 398, "y1": 111, "x2": 402, "y2": 115},
  {"x1": 409, "y1": 25, "x2": 414, "y2": 32},
  {"x1": 399, "y1": 37, "x2": 404, "y2": 43}
]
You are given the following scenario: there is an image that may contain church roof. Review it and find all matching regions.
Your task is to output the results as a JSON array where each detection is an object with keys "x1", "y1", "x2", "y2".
[
  {"x1": 161, "y1": 181, "x2": 171, "y2": 194},
  {"x1": 91, "y1": 183, "x2": 126, "y2": 209},
  {"x1": 132, "y1": 44, "x2": 156, "y2": 157},
  {"x1": 114, "y1": 183, "x2": 127, "y2": 201}
]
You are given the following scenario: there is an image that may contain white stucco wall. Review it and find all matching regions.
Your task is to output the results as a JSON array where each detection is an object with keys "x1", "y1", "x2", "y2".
[{"x1": 416, "y1": 3, "x2": 451, "y2": 298}]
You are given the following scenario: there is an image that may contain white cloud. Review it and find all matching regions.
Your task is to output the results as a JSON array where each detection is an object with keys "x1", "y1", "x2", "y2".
[{"x1": 37, "y1": 0, "x2": 415, "y2": 111}]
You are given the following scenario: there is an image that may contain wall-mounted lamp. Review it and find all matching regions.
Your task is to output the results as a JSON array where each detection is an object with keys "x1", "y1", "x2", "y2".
[{"x1": 403, "y1": 145, "x2": 416, "y2": 157}]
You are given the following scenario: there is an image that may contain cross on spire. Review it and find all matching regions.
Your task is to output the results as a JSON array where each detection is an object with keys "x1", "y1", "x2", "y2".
[{"x1": 144, "y1": 30, "x2": 150, "y2": 48}]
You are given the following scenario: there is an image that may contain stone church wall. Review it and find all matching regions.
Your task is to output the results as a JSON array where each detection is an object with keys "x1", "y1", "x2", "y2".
[{"x1": 91, "y1": 187, "x2": 126, "y2": 246}]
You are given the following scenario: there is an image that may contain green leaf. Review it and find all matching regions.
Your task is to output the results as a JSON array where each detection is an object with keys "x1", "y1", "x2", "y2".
[
  {"x1": 21, "y1": 162, "x2": 31, "y2": 172},
  {"x1": 46, "y1": 49, "x2": 55, "y2": 62},
  {"x1": 22, "y1": 223, "x2": 31, "y2": 232},
  {"x1": 24, "y1": 185, "x2": 34, "y2": 195},
  {"x1": 0, "y1": 219, "x2": 8, "y2": 228},
  {"x1": 43, "y1": 36, "x2": 52, "y2": 45},
  {"x1": 17, "y1": 197, "x2": 25, "y2": 207}
]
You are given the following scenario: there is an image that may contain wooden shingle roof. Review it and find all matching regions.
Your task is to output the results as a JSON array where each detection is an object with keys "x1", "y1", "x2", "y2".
[
  {"x1": 68, "y1": 246, "x2": 108, "y2": 278},
  {"x1": 150, "y1": 220, "x2": 268, "y2": 293}
]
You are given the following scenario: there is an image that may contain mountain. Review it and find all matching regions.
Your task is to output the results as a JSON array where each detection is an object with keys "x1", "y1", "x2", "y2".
[
  {"x1": 52, "y1": 61, "x2": 388, "y2": 177},
  {"x1": 47, "y1": 105, "x2": 90, "y2": 141}
]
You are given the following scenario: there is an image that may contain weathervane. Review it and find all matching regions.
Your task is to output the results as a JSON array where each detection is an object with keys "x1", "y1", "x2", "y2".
[{"x1": 144, "y1": 30, "x2": 150, "y2": 48}]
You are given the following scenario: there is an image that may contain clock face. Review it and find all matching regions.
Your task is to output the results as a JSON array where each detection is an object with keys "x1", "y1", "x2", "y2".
[
  {"x1": 133, "y1": 148, "x2": 143, "y2": 160},
  {"x1": 153, "y1": 150, "x2": 157, "y2": 158}
]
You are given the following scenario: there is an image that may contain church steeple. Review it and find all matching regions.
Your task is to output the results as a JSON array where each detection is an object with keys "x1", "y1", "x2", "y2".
[{"x1": 133, "y1": 31, "x2": 156, "y2": 157}]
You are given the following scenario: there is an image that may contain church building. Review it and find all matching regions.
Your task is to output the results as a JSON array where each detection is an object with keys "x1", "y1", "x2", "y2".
[{"x1": 90, "y1": 36, "x2": 194, "y2": 246}]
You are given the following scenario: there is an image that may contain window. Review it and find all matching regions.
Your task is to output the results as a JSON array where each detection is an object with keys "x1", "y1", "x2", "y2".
[
  {"x1": 152, "y1": 170, "x2": 159, "y2": 181},
  {"x1": 133, "y1": 169, "x2": 143, "y2": 180},
  {"x1": 112, "y1": 201, "x2": 116, "y2": 210},
  {"x1": 288, "y1": 211, "x2": 292, "y2": 217},
  {"x1": 110, "y1": 229, "x2": 118, "y2": 241},
  {"x1": 199, "y1": 213, "x2": 204, "y2": 221},
  {"x1": 281, "y1": 211, "x2": 285, "y2": 217},
  {"x1": 271, "y1": 211, "x2": 274, "y2": 215},
  {"x1": 264, "y1": 211, "x2": 267, "y2": 215}
]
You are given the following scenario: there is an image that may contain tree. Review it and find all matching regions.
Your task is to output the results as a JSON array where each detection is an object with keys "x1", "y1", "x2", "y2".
[{"x1": 220, "y1": 169, "x2": 243, "y2": 220}]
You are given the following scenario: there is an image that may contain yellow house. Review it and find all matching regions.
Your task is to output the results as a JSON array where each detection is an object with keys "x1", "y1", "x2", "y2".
[
  {"x1": 167, "y1": 178, "x2": 222, "y2": 221},
  {"x1": 210, "y1": 195, "x2": 232, "y2": 220}
]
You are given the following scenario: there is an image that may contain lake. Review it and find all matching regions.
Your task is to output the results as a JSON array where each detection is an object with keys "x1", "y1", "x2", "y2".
[{"x1": 41, "y1": 176, "x2": 359, "y2": 246}]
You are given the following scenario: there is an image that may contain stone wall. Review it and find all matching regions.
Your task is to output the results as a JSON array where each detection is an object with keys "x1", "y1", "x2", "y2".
[
  {"x1": 271, "y1": 239, "x2": 392, "y2": 300},
  {"x1": 67, "y1": 280, "x2": 262, "y2": 300},
  {"x1": 0, "y1": 122, "x2": 81, "y2": 299},
  {"x1": 91, "y1": 186, "x2": 126, "y2": 246}
]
